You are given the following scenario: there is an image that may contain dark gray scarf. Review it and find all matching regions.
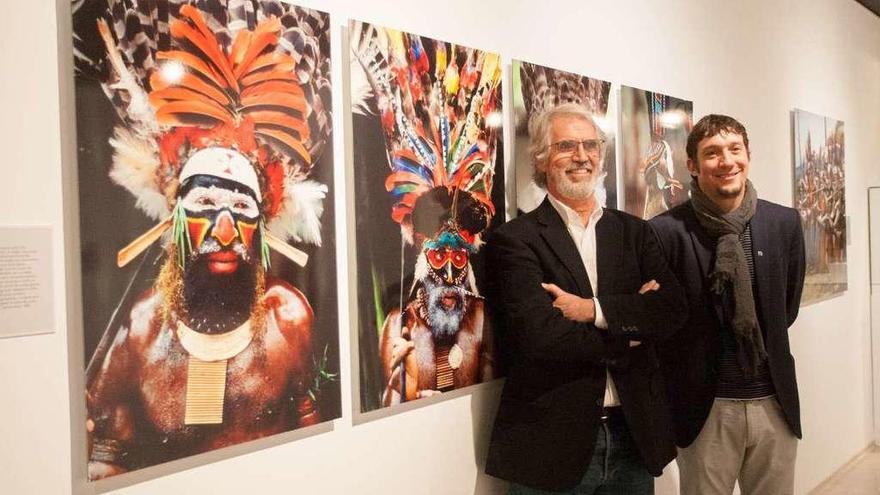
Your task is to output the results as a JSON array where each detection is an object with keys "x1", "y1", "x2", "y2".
[{"x1": 690, "y1": 180, "x2": 766, "y2": 376}]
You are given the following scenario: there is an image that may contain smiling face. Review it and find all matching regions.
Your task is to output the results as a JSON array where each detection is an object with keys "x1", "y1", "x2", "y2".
[
  {"x1": 538, "y1": 115, "x2": 604, "y2": 207},
  {"x1": 688, "y1": 131, "x2": 751, "y2": 208}
]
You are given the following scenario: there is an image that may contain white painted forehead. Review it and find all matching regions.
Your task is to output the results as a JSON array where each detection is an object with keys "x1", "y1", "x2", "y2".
[{"x1": 178, "y1": 147, "x2": 262, "y2": 201}]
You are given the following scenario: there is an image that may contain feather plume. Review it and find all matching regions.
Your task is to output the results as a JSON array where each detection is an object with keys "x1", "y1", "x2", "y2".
[
  {"x1": 519, "y1": 61, "x2": 610, "y2": 118},
  {"x1": 75, "y1": 0, "x2": 333, "y2": 248},
  {"x1": 266, "y1": 178, "x2": 327, "y2": 246},
  {"x1": 350, "y1": 20, "x2": 501, "y2": 247},
  {"x1": 107, "y1": 127, "x2": 167, "y2": 219}
]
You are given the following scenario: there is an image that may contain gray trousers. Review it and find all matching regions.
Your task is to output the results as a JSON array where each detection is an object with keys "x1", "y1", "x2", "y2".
[{"x1": 677, "y1": 397, "x2": 798, "y2": 495}]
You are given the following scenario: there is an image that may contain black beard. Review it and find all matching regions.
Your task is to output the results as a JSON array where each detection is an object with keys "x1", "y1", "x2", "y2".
[
  {"x1": 182, "y1": 254, "x2": 258, "y2": 334},
  {"x1": 420, "y1": 278, "x2": 467, "y2": 343}
]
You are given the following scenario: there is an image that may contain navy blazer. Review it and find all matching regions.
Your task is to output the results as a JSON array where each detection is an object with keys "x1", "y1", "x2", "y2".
[
  {"x1": 484, "y1": 199, "x2": 687, "y2": 491},
  {"x1": 650, "y1": 199, "x2": 806, "y2": 447}
]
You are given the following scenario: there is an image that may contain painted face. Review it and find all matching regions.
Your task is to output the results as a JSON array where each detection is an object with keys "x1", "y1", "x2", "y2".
[
  {"x1": 179, "y1": 175, "x2": 260, "y2": 275},
  {"x1": 419, "y1": 243, "x2": 471, "y2": 341},
  {"x1": 688, "y1": 131, "x2": 750, "y2": 203},
  {"x1": 425, "y1": 247, "x2": 470, "y2": 286},
  {"x1": 539, "y1": 115, "x2": 604, "y2": 201}
]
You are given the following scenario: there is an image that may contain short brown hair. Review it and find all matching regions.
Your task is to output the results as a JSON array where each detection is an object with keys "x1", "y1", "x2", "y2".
[{"x1": 686, "y1": 114, "x2": 749, "y2": 161}]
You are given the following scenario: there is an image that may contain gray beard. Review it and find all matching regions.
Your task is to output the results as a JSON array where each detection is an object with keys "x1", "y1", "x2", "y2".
[
  {"x1": 420, "y1": 279, "x2": 467, "y2": 342},
  {"x1": 551, "y1": 167, "x2": 596, "y2": 200}
]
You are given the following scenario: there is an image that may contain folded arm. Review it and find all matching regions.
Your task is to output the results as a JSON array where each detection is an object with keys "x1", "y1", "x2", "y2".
[
  {"x1": 486, "y1": 228, "x2": 623, "y2": 365},
  {"x1": 596, "y1": 222, "x2": 688, "y2": 342}
]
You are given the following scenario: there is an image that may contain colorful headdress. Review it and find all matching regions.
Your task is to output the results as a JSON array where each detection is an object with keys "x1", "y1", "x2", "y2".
[
  {"x1": 350, "y1": 21, "x2": 501, "y2": 252},
  {"x1": 77, "y1": 1, "x2": 331, "y2": 267}
]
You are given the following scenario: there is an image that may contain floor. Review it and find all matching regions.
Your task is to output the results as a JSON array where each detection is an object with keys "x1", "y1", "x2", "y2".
[{"x1": 811, "y1": 446, "x2": 880, "y2": 494}]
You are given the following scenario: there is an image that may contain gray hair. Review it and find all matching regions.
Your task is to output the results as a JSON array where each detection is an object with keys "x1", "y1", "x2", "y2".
[{"x1": 528, "y1": 102, "x2": 607, "y2": 187}]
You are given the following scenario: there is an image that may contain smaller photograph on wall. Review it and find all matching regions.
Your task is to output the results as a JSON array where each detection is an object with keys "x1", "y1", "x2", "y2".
[
  {"x1": 512, "y1": 60, "x2": 616, "y2": 213},
  {"x1": 349, "y1": 20, "x2": 504, "y2": 414},
  {"x1": 793, "y1": 109, "x2": 847, "y2": 305},
  {"x1": 619, "y1": 86, "x2": 693, "y2": 219}
]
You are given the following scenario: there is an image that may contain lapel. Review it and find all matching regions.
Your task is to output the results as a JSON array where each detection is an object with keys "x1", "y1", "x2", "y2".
[
  {"x1": 685, "y1": 203, "x2": 725, "y2": 325},
  {"x1": 749, "y1": 200, "x2": 772, "y2": 323},
  {"x1": 536, "y1": 198, "x2": 593, "y2": 297},
  {"x1": 595, "y1": 212, "x2": 622, "y2": 296}
]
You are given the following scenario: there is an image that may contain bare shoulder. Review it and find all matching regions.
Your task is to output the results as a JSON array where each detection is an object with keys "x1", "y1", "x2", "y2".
[
  {"x1": 126, "y1": 288, "x2": 164, "y2": 349},
  {"x1": 262, "y1": 277, "x2": 314, "y2": 340},
  {"x1": 380, "y1": 308, "x2": 403, "y2": 340}
]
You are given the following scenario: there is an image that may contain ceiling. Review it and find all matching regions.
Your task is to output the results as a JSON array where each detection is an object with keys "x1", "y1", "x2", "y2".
[{"x1": 856, "y1": 0, "x2": 880, "y2": 17}]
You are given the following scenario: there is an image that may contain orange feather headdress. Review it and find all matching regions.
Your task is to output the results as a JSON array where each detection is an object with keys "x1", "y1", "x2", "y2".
[{"x1": 91, "y1": 2, "x2": 331, "y2": 267}]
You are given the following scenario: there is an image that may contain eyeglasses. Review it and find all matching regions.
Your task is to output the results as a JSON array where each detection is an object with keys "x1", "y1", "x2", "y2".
[{"x1": 550, "y1": 139, "x2": 605, "y2": 156}]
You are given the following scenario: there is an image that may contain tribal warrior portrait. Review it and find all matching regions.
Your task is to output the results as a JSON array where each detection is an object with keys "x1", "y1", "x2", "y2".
[
  {"x1": 620, "y1": 88, "x2": 692, "y2": 220},
  {"x1": 349, "y1": 21, "x2": 502, "y2": 409},
  {"x1": 73, "y1": 0, "x2": 337, "y2": 479}
]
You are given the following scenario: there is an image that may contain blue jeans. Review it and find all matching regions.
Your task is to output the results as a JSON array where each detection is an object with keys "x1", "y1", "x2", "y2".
[{"x1": 508, "y1": 413, "x2": 654, "y2": 495}]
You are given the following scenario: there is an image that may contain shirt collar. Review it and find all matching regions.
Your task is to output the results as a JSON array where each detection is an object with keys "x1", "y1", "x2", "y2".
[{"x1": 546, "y1": 192, "x2": 603, "y2": 230}]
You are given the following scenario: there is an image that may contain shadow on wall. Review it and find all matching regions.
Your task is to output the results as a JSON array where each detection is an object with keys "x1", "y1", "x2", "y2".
[{"x1": 471, "y1": 380, "x2": 507, "y2": 494}]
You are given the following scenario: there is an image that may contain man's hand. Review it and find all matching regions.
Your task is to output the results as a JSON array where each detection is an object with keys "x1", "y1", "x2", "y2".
[
  {"x1": 384, "y1": 326, "x2": 419, "y2": 403},
  {"x1": 639, "y1": 279, "x2": 660, "y2": 294},
  {"x1": 388, "y1": 335, "x2": 415, "y2": 371},
  {"x1": 541, "y1": 283, "x2": 596, "y2": 323}
]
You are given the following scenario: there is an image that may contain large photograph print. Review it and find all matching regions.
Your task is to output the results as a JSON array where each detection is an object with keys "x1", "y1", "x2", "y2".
[
  {"x1": 619, "y1": 86, "x2": 693, "y2": 219},
  {"x1": 349, "y1": 20, "x2": 504, "y2": 413},
  {"x1": 512, "y1": 60, "x2": 616, "y2": 213},
  {"x1": 73, "y1": 0, "x2": 340, "y2": 480},
  {"x1": 793, "y1": 109, "x2": 847, "y2": 305}
]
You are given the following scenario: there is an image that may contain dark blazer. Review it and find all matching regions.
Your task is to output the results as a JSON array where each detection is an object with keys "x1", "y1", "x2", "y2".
[
  {"x1": 484, "y1": 198, "x2": 687, "y2": 492},
  {"x1": 650, "y1": 199, "x2": 806, "y2": 448}
]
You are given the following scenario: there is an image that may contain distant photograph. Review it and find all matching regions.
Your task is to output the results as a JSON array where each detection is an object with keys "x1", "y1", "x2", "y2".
[
  {"x1": 513, "y1": 60, "x2": 616, "y2": 213},
  {"x1": 793, "y1": 109, "x2": 847, "y2": 305},
  {"x1": 620, "y1": 86, "x2": 693, "y2": 219}
]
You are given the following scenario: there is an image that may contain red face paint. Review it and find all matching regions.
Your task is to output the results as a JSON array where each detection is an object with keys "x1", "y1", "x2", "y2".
[
  {"x1": 237, "y1": 220, "x2": 258, "y2": 251},
  {"x1": 186, "y1": 217, "x2": 211, "y2": 250},
  {"x1": 426, "y1": 248, "x2": 469, "y2": 270}
]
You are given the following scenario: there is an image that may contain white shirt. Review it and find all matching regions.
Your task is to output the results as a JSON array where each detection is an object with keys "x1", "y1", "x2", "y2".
[{"x1": 546, "y1": 193, "x2": 620, "y2": 407}]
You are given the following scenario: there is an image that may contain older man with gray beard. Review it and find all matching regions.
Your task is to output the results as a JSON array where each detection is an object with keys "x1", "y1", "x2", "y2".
[{"x1": 484, "y1": 103, "x2": 686, "y2": 494}]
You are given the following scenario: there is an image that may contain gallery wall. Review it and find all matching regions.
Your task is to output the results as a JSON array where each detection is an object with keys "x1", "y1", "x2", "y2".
[{"x1": 0, "y1": 0, "x2": 878, "y2": 494}]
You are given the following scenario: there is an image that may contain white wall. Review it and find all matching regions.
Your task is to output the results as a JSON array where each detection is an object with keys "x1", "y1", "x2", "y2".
[{"x1": 1, "y1": 0, "x2": 878, "y2": 494}]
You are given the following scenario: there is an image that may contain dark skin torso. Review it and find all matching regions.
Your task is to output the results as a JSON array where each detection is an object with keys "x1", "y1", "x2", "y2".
[
  {"x1": 87, "y1": 280, "x2": 316, "y2": 479},
  {"x1": 380, "y1": 298, "x2": 492, "y2": 404}
]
